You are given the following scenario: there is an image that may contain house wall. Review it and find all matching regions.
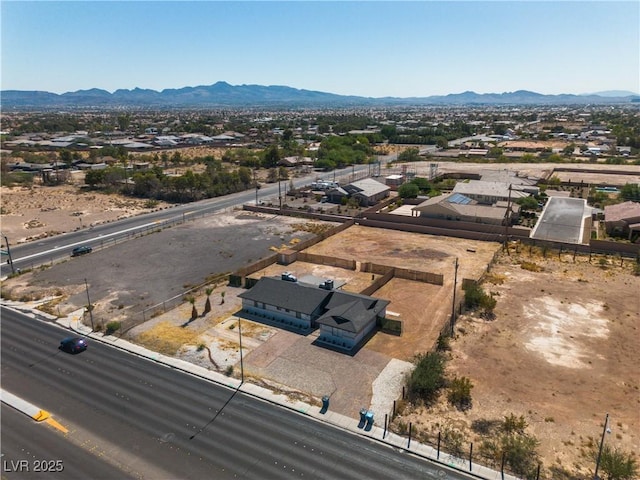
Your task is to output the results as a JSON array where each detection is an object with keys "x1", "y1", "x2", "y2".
[
  {"x1": 241, "y1": 298, "x2": 312, "y2": 330},
  {"x1": 318, "y1": 313, "x2": 381, "y2": 350}
]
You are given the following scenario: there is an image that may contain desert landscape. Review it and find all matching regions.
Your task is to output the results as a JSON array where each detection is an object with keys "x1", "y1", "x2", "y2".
[
  {"x1": 2, "y1": 174, "x2": 639, "y2": 479},
  {"x1": 391, "y1": 247, "x2": 639, "y2": 478}
]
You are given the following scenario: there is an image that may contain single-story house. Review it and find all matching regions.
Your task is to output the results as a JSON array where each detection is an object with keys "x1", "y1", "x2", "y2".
[
  {"x1": 278, "y1": 156, "x2": 314, "y2": 168},
  {"x1": 238, "y1": 277, "x2": 389, "y2": 351},
  {"x1": 452, "y1": 180, "x2": 529, "y2": 205},
  {"x1": 342, "y1": 178, "x2": 391, "y2": 206},
  {"x1": 412, "y1": 193, "x2": 517, "y2": 225},
  {"x1": 604, "y1": 201, "x2": 640, "y2": 240}
]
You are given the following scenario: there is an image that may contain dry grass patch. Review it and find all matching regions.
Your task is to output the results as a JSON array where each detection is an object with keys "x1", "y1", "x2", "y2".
[
  {"x1": 484, "y1": 272, "x2": 507, "y2": 285},
  {"x1": 520, "y1": 261, "x2": 544, "y2": 272},
  {"x1": 136, "y1": 321, "x2": 203, "y2": 355},
  {"x1": 290, "y1": 222, "x2": 334, "y2": 235}
]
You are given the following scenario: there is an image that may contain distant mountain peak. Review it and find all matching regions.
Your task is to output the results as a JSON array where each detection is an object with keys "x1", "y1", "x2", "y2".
[{"x1": 1, "y1": 82, "x2": 636, "y2": 109}]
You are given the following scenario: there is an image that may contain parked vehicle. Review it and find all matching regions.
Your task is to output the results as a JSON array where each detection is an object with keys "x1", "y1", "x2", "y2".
[{"x1": 71, "y1": 245, "x2": 92, "y2": 257}]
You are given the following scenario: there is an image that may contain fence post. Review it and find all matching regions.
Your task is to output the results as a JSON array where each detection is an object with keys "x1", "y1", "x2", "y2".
[
  {"x1": 383, "y1": 413, "x2": 388, "y2": 439},
  {"x1": 407, "y1": 422, "x2": 412, "y2": 449},
  {"x1": 437, "y1": 431, "x2": 441, "y2": 459},
  {"x1": 501, "y1": 451, "x2": 506, "y2": 480},
  {"x1": 393, "y1": 400, "x2": 396, "y2": 419},
  {"x1": 469, "y1": 442, "x2": 473, "y2": 471}
]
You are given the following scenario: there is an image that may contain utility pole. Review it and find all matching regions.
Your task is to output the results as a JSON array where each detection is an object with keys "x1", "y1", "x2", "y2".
[
  {"x1": 450, "y1": 257, "x2": 459, "y2": 336},
  {"x1": 278, "y1": 175, "x2": 282, "y2": 210},
  {"x1": 594, "y1": 413, "x2": 609, "y2": 480},
  {"x1": 254, "y1": 169, "x2": 258, "y2": 205},
  {"x1": 84, "y1": 278, "x2": 95, "y2": 331},
  {"x1": 2, "y1": 235, "x2": 15, "y2": 275},
  {"x1": 504, "y1": 184, "x2": 512, "y2": 254},
  {"x1": 238, "y1": 318, "x2": 244, "y2": 384}
]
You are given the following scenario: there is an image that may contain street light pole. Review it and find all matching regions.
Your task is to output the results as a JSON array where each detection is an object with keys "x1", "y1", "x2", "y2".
[
  {"x1": 238, "y1": 318, "x2": 244, "y2": 384},
  {"x1": 593, "y1": 413, "x2": 609, "y2": 480},
  {"x1": 3, "y1": 235, "x2": 15, "y2": 275}
]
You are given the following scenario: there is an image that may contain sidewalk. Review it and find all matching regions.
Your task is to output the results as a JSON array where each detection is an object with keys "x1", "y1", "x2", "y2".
[{"x1": 5, "y1": 302, "x2": 521, "y2": 480}]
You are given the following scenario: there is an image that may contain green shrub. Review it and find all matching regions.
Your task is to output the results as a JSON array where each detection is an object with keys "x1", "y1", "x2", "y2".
[
  {"x1": 407, "y1": 352, "x2": 446, "y2": 405},
  {"x1": 596, "y1": 445, "x2": 638, "y2": 480},
  {"x1": 447, "y1": 376, "x2": 474, "y2": 411},
  {"x1": 436, "y1": 334, "x2": 451, "y2": 351},
  {"x1": 105, "y1": 321, "x2": 121, "y2": 335}
]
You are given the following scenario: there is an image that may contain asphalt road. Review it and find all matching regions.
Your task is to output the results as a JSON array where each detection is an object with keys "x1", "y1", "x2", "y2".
[
  {"x1": 3, "y1": 161, "x2": 388, "y2": 274},
  {"x1": 1, "y1": 307, "x2": 473, "y2": 480},
  {"x1": 1, "y1": 404, "x2": 136, "y2": 480}
]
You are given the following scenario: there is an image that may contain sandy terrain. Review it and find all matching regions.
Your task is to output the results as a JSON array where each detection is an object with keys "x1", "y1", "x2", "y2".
[
  {"x1": 392, "y1": 248, "x2": 640, "y2": 478},
  {"x1": 1, "y1": 178, "x2": 172, "y2": 244}
]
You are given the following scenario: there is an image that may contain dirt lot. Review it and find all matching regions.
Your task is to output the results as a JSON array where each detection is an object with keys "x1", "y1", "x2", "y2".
[
  {"x1": 302, "y1": 225, "x2": 501, "y2": 359},
  {"x1": 3, "y1": 170, "x2": 638, "y2": 478},
  {"x1": 0, "y1": 176, "x2": 173, "y2": 244},
  {"x1": 393, "y1": 247, "x2": 640, "y2": 478}
]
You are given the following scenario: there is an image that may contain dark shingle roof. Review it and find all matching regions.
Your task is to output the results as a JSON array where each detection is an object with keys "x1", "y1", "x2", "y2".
[
  {"x1": 317, "y1": 291, "x2": 389, "y2": 333},
  {"x1": 238, "y1": 277, "x2": 330, "y2": 315},
  {"x1": 239, "y1": 277, "x2": 389, "y2": 333}
]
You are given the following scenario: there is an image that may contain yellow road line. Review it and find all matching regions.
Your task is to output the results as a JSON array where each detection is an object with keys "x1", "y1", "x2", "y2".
[
  {"x1": 33, "y1": 409, "x2": 50, "y2": 421},
  {"x1": 32, "y1": 409, "x2": 68, "y2": 433},
  {"x1": 46, "y1": 417, "x2": 69, "y2": 434}
]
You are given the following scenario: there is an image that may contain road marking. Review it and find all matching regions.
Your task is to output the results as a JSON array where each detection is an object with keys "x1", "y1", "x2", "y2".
[
  {"x1": 14, "y1": 221, "x2": 162, "y2": 262},
  {"x1": 46, "y1": 417, "x2": 69, "y2": 433}
]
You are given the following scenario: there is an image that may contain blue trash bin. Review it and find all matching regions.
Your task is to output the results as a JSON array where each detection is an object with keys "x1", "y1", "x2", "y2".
[
  {"x1": 365, "y1": 410, "x2": 374, "y2": 427},
  {"x1": 359, "y1": 408, "x2": 367, "y2": 423}
]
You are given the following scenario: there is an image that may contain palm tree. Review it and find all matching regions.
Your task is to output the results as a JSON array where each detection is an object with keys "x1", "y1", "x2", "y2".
[
  {"x1": 188, "y1": 296, "x2": 198, "y2": 320},
  {"x1": 203, "y1": 287, "x2": 213, "y2": 315}
]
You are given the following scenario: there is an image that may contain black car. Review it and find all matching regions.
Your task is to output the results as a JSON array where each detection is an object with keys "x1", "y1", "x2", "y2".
[
  {"x1": 71, "y1": 245, "x2": 92, "y2": 257},
  {"x1": 59, "y1": 337, "x2": 88, "y2": 354}
]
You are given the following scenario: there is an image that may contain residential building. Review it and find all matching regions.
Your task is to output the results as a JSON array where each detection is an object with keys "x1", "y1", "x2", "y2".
[
  {"x1": 604, "y1": 201, "x2": 640, "y2": 240},
  {"x1": 238, "y1": 277, "x2": 389, "y2": 352},
  {"x1": 412, "y1": 193, "x2": 515, "y2": 225}
]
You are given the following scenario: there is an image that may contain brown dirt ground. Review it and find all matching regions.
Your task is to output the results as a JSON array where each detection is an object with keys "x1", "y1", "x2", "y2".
[
  {"x1": 1, "y1": 173, "x2": 172, "y2": 244},
  {"x1": 4, "y1": 171, "x2": 638, "y2": 478},
  {"x1": 301, "y1": 224, "x2": 501, "y2": 359},
  {"x1": 392, "y1": 247, "x2": 640, "y2": 478}
]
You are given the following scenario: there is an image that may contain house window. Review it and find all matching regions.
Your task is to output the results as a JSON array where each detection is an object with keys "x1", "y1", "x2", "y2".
[
  {"x1": 296, "y1": 312, "x2": 301, "y2": 318},
  {"x1": 253, "y1": 300, "x2": 257, "y2": 307}
]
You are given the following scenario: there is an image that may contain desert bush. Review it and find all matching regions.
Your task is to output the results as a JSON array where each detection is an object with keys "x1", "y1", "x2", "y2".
[
  {"x1": 447, "y1": 376, "x2": 473, "y2": 411},
  {"x1": 436, "y1": 333, "x2": 451, "y2": 351},
  {"x1": 407, "y1": 352, "x2": 446, "y2": 405},
  {"x1": 105, "y1": 321, "x2": 121, "y2": 335},
  {"x1": 595, "y1": 445, "x2": 638, "y2": 480},
  {"x1": 464, "y1": 282, "x2": 497, "y2": 316}
]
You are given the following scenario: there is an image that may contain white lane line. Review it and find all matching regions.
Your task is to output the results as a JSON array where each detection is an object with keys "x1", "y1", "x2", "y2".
[{"x1": 15, "y1": 221, "x2": 162, "y2": 262}]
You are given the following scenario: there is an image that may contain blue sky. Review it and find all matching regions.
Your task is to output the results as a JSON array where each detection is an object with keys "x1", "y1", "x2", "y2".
[{"x1": 2, "y1": 1, "x2": 638, "y2": 97}]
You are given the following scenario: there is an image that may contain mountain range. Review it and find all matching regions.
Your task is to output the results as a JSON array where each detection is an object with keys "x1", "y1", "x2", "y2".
[{"x1": 2, "y1": 81, "x2": 638, "y2": 109}]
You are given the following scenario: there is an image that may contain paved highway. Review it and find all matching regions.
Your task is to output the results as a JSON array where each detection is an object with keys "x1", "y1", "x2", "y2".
[
  {"x1": 3, "y1": 161, "x2": 387, "y2": 274},
  {"x1": 1, "y1": 307, "x2": 474, "y2": 479},
  {"x1": 1, "y1": 404, "x2": 136, "y2": 480}
]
